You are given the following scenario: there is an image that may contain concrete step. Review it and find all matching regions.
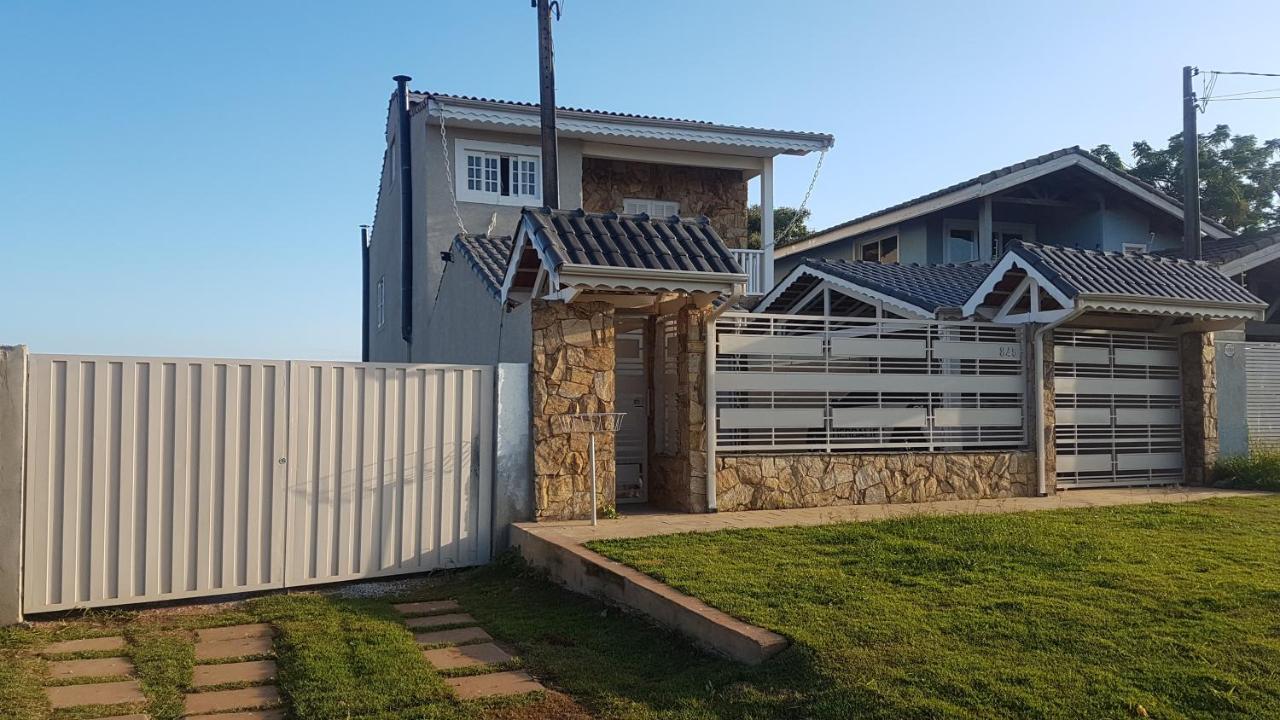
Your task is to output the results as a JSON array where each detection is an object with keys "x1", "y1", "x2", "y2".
[
  {"x1": 422, "y1": 642, "x2": 513, "y2": 670},
  {"x1": 196, "y1": 624, "x2": 274, "y2": 643},
  {"x1": 414, "y1": 626, "x2": 492, "y2": 647},
  {"x1": 47, "y1": 656, "x2": 134, "y2": 680},
  {"x1": 192, "y1": 660, "x2": 278, "y2": 688},
  {"x1": 195, "y1": 636, "x2": 274, "y2": 661},
  {"x1": 405, "y1": 613, "x2": 475, "y2": 630},
  {"x1": 184, "y1": 685, "x2": 281, "y2": 715},
  {"x1": 392, "y1": 600, "x2": 460, "y2": 616},
  {"x1": 185, "y1": 712, "x2": 285, "y2": 720},
  {"x1": 46, "y1": 679, "x2": 145, "y2": 709},
  {"x1": 41, "y1": 636, "x2": 127, "y2": 656},
  {"x1": 445, "y1": 670, "x2": 544, "y2": 700}
]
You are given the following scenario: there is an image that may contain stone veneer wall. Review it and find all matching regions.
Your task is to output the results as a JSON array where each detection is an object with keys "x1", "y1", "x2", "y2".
[
  {"x1": 581, "y1": 158, "x2": 749, "y2": 248},
  {"x1": 1180, "y1": 331, "x2": 1218, "y2": 485},
  {"x1": 647, "y1": 305, "x2": 712, "y2": 512},
  {"x1": 530, "y1": 300, "x2": 616, "y2": 520},
  {"x1": 715, "y1": 452, "x2": 1038, "y2": 512},
  {"x1": 1041, "y1": 331, "x2": 1057, "y2": 493}
]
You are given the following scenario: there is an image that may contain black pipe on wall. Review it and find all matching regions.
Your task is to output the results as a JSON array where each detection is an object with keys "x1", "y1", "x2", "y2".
[
  {"x1": 360, "y1": 225, "x2": 370, "y2": 362},
  {"x1": 394, "y1": 75, "x2": 414, "y2": 352}
]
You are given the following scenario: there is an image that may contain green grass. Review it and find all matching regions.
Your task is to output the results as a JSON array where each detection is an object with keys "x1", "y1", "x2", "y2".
[
  {"x1": 580, "y1": 496, "x2": 1280, "y2": 719},
  {"x1": 1214, "y1": 448, "x2": 1280, "y2": 490}
]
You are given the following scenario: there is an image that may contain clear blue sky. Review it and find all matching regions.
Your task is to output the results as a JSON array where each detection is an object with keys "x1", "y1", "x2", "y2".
[{"x1": 3, "y1": 0, "x2": 1277, "y2": 360}]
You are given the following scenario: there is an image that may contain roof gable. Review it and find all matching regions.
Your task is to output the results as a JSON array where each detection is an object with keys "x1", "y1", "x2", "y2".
[{"x1": 759, "y1": 259, "x2": 993, "y2": 317}]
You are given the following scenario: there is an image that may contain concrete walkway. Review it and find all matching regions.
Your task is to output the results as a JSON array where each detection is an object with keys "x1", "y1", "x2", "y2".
[{"x1": 519, "y1": 486, "x2": 1266, "y2": 544}]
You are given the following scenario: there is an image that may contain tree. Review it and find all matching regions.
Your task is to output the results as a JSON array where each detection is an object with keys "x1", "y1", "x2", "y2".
[
  {"x1": 1092, "y1": 124, "x2": 1280, "y2": 233},
  {"x1": 747, "y1": 205, "x2": 811, "y2": 249}
]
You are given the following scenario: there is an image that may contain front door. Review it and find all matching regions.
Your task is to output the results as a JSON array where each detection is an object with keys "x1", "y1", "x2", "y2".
[{"x1": 615, "y1": 327, "x2": 648, "y2": 503}]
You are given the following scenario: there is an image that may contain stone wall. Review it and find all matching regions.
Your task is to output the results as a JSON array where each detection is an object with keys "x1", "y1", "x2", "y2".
[
  {"x1": 715, "y1": 451, "x2": 1038, "y2": 512},
  {"x1": 530, "y1": 300, "x2": 616, "y2": 520},
  {"x1": 1180, "y1": 331, "x2": 1218, "y2": 485},
  {"x1": 581, "y1": 158, "x2": 749, "y2": 248},
  {"x1": 1041, "y1": 331, "x2": 1057, "y2": 493},
  {"x1": 646, "y1": 306, "x2": 712, "y2": 513}
]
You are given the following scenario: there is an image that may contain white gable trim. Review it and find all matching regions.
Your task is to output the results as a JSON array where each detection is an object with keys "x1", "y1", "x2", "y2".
[
  {"x1": 499, "y1": 220, "x2": 559, "y2": 304},
  {"x1": 757, "y1": 264, "x2": 936, "y2": 319},
  {"x1": 1218, "y1": 240, "x2": 1280, "y2": 277},
  {"x1": 961, "y1": 251, "x2": 1075, "y2": 319}
]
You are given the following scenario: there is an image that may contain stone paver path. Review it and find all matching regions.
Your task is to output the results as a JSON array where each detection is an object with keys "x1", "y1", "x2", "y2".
[
  {"x1": 184, "y1": 624, "x2": 282, "y2": 718},
  {"x1": 40, "y1": 635, "x2": 147, "y2": 713},
  {"x1": 398, "y1": 599, "x2": 545, "y2": 700}
]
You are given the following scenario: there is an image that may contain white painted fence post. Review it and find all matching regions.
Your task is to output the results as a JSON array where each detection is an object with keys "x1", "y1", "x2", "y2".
[{"x1": 0, "y1": 345, "x2": 28, "y2": 625}]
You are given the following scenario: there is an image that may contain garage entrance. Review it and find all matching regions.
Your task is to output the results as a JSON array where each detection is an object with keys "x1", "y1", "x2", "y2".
[{"x1": 1054, "y1": 329, "x2": 1184, "y2": 487}]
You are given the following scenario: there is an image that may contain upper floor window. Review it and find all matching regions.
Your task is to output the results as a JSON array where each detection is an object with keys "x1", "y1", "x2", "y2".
[
  {"x1": 624, "y1": 198, "x2": 680, "y2": 217},
  {"x1": 944, "y1": 220, "x2": 1036, "y2": 262},
  {"x1": 858, "y1": 234, "x2": 899, "y2": 263},
  {"x1": 455, "y1": 140, "x2": 540, "y2": 206}
]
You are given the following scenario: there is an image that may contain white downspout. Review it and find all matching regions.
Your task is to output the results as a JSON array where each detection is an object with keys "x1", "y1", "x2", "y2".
[
  {"x1": 704, "y1": 311, "x2": 718, "y2": 511},
  {"x1": 1033, "y1": 302, "x2": 1085, "y2": 496},
  {"x1": 760, "y1": 156, "x2": 775, "y2": 292}
]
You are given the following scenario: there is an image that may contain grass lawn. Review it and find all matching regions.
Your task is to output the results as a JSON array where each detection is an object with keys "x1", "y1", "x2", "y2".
[{"x1": 585, "y1": 496, "x2": 1280, "y2": 719}]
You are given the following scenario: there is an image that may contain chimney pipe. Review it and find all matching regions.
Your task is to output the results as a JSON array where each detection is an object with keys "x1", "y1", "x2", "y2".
[
  {"x1": 360, "y1": 225, "x2": 370, "y2": 362},
  {"x1": 394, "y1": 74, "x2": 414, "y2": 354}
]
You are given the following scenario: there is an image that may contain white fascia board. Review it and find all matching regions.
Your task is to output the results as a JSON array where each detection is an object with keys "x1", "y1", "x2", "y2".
[
  {"x1": 779, "y1": 153, "x2": 1230, "y2": 259},
  {"x1": 757, "y1": 264, "x2": 935, "y2": 319},
  {"x1": 428, "y1": 98, "x2": 833, "y2": 156},
  {"x1": 499, "y1": 222, "x2": 558, "y2": 304},
  {"x1": 1218, "y1": 241, "x2": 1280, "y2": 276},
  {"x1": 557, "y1": 263, "x2": 746, "y2": 296},
  {"x1": 961, "y1": 252, "x2": 1075, "y2": 318},
  {"x1": 580, "y1": 142, "x2": 765, "y2": 174},
  {"x1": 1077, "y1": 294, "x2": 1267, "y2": 321}
]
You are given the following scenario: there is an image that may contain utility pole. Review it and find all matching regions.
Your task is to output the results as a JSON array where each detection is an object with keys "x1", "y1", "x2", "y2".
[
  {"x1": 1182, "y1": 65, "x2": 1201, "y2": 260},
  {"x1": 534, "y1": 0, "x2": 561, "y2": 208}
]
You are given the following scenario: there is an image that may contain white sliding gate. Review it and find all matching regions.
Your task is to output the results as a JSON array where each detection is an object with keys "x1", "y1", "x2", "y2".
[
  {"x1": 1245, "y1": 342, "x2": 1280, "y2": 445},
  {"x1": 1053, "y1": 330, "x2": 1183, "y2": 487},
  {"x1": 712, "y1": 312, "x2": 1027, "y2": 453},
  {"x1": 22, "y1": 355, "x2": 493, "y2": 613}
]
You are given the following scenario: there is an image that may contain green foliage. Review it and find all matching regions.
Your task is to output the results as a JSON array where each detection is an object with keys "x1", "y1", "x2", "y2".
[
  {"x1": 590, "y1": 497, "x2": 1280, "y2": 719},
  {"x1": 747, "y1": 204, "x2": 811, "y2": 249},
  {"x1": 1092, "y1": 124, "x2": 1280, "y2": 232},
  {"x1": 1212, "y1": 448, "x2": 1280, "y2": 490}
]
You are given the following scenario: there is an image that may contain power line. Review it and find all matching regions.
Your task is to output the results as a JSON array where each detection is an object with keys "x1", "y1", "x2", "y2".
[
  {"x1": 1203, "y1": 70, "x2": 1280, "y2": 78},
  {"x1": 1206, "y1": 86, "x2": 1280, "y2": 99},
  {"x1": 1206, "y1": 96, "x2": 1280, "y2": 102}
]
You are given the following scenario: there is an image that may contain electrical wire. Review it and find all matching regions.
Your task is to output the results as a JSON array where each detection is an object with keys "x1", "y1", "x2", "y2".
[{"x1": 1202, "y1": 70, "x2": 1280, "y2": 78}]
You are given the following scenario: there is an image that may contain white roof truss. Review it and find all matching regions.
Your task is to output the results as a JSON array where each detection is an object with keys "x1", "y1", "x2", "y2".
[{"x1": 758, "y1": 264, "x2": 936, "y2": 319}]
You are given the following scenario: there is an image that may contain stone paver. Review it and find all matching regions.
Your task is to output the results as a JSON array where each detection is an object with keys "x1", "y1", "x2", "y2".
[
  {"x1": 392, "y1": 600, "x2": 459, "y2": 615},
  {"x1": 184, "y1": 685, "x2": 281, "y2": 715},
  {"x1": 186, "y1": 712, "x2": 284, "y2": 720},
  {"x1": 423, "y1": 642, "x2": 513, "y2": 670},
  {"x1": 46, "y1": 679, "x2": 145, "y2": 709},
  {"x1": 41, "y1": 636, "x2": 127, "y2": 656},
  {"x1": 196, "y1": 624, "x2": 274, "y2": 643},
  {"x1": 192, "y1": 660, "x2": 278, "y2": 688},
  {"x1": 195, "y1": 636, "x2": 274, "y2": 661},
  {"x1": 405, "y1": 612, "x2": 475, "y2": 629},
  {"x1": 84, "y1": 715, "x2": 149, "y2": 720},
  {"x1": 47, "y1": 656, "x2": 134, "y2": 680},
  {"x1": 414, "y1": 626, "x2": 492, "y2": 647},
  {"x1": 445, "y1": 670, "x2": 544, "y2": 700}
]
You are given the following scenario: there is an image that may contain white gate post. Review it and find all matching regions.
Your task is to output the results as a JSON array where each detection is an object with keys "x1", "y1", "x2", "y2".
[{"x1": 0, "y1": 345, "x2": 28, "y2": 625}]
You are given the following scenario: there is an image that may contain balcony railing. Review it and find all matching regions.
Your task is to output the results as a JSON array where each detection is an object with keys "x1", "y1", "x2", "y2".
[{"x1": 731, "y1": 248, "x2": 766, "y2": 294}]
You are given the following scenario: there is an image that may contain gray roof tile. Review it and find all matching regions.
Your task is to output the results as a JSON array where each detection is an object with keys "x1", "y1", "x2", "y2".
[
  {"x1": 452, "y1": 234, "x2": 514, "y2": 297},
  {"x1": 521, "y1": 207, "x2": 744, "y2": 275},
  {"x1": 801, "y1": 258, "x2": 994, "y2": 312},
  {"x1": 1008, "y1": 242, "x2": 1263, "y2": 307}
]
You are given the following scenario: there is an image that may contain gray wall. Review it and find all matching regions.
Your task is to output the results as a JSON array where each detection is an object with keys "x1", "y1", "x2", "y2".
[{"x1": 1216, "y1": 334, "x2": 1250, "y2": 458}]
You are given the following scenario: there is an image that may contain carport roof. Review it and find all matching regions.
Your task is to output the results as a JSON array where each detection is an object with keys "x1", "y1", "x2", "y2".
[
  {"x1": 758, "y1": 258, "x2": 993, "y2": 316},
  {"x1": 453, "y1": 234, "x2": 514, "y2": 298}
]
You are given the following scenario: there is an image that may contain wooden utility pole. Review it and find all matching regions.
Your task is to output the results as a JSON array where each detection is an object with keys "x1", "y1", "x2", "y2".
[
  {"x1": 535, "y1": 0, "x2": 560, "y2": 208},
  {"x1": 1182, "y1": 65, "x2": 1201, "y2": 260}
]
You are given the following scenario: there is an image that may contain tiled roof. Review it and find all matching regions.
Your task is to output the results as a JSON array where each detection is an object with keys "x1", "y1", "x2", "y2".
[
  {"x1": 1197, "y1": 229, "x2": 1280, "y2": 266},
  {"x1": 521, "y1": 207, "x2": 744, "y2": 275},
  {"x1": 408, "y1": 91, "x2": 833, "y2": 146},
  {"x1": 452, "y1": 234, "x2": 514, "y2": 297},
  {"x1": 802, "y1": 258, "x2": 994, "y2": 312},
  {"x1": 1008, "y1": 242, "x2": 1263, "y2": 307},
  {"x1": 787, "y1": 147, "x2": 1231, "y2": 253}
]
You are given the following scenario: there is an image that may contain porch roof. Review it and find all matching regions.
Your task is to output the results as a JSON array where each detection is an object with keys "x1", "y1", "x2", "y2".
[
  {"x1": 453, "y1": 233, "x2": 513, "y2": 298},
  {"x1": 963, "y1": 242, "x2": 1267, "y2": 323},
  {"x1": 502, "y1": 207, "x2": 748, "y2": 300},
  {"x1": 758, "y1": 258, "x2": 992, "y2": 317}
]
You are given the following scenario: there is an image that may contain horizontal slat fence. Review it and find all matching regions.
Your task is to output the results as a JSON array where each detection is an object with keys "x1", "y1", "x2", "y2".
[
  {"x1": 1245, "y1": 342, "x2": 1280, "y2": 446},
  {"x1": 22, "y1": 355, "x2": 493, "y2": 614},
  {"x1": 713, "y1": 312, "x2": 1027, "y2": 453}
]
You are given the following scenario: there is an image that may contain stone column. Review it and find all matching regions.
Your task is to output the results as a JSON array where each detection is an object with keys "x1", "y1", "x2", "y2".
[
  {"x1": 1040, "y1": 331, "x2": 1057, "y2": 493},
  {"x1": 680, "y1": 305, "x2": 711, "y2": 513},
  {"x1": 530, "y1": 300, "x2": 616, "y2": 520},
  {"x1": 1180, "y1": 332, "x2": 1218, "y2": 485},
  {"x1": 1, "y1": 345, "x2": 28, "y2": 625}
]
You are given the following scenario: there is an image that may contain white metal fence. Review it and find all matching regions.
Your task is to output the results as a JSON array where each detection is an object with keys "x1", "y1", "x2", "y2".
[
  {"x1": 22, "y1": 355, "x2": 493, "y2": 613},
  {"x1": 1053, "y1": 330, "x2": 1183, "y2": 487},
  {"x1": 1245, "y1": 342, "x2": 1280, "y2": 446},
  {"x1": 712, "y1": 312, "x2": 1027, "y2": 453}
]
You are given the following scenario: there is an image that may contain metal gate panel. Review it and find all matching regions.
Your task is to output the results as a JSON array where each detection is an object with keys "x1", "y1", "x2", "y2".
[
  {"x1": 1245, "y1": 342, "x2": 1280, "y2": 445},
  {"x1": 1054, "y1": 330, "x2": 1183, "y2": 487},
  {"x1": 23, "y1": 356, "x2": 288, "y2": 613},
  {"x1": 282, "y1": 362, "x2": 493, "y2": 587}
]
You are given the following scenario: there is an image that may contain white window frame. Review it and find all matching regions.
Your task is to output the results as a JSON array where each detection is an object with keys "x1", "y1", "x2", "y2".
[
  {"x1": 992, "y1": 222, "x2": 1036, "y2": 255},
  {"x1": 623, "y1": 198, "x2": 680, "y2": 217},
  {"x1": 1122, "y1": 242, "x2": 1149, "y2": 254},
  {"x1": 376, "y1": 276, "x2": 386, "y2": 329},
  {"x1": 855, "y1": 229, "x2": 900, "y2": 264},
  {"x1": 943, "y1": 219, "x2": 979, "y2": 263},
  {"x1": 454, "y1": 139, "x2": 542, "y2": 206}
]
